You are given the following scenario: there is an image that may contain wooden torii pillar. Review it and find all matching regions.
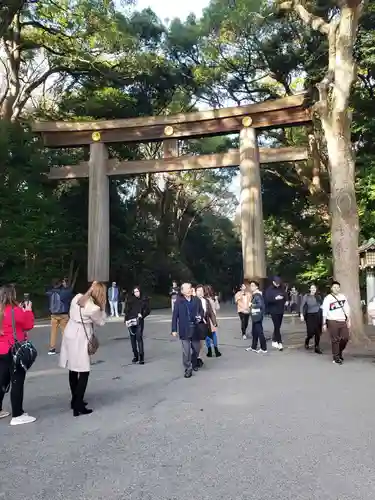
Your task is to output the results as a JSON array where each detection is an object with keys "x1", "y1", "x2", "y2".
[
  {"x1": 88, "y1": 142, "x2": 109, "y2": 282},
  {"x1": 240, "y1": 120, "x2": 266, "y2": 282}
]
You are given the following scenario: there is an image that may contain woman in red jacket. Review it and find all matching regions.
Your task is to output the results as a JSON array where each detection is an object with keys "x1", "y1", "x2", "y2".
[{"x1": 0, "y1": 285, "x2": 36, "y2": 426}]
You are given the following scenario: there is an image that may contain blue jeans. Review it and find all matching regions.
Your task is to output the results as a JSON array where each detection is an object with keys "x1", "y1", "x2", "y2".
[{"x1": 205, "y1": 331, "x2": 218, "y2": 349}]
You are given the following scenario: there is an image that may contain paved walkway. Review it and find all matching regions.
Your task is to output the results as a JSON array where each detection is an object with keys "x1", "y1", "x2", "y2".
[{"x1": 2, "y1": 306, "x2": 375, "y2": 500}]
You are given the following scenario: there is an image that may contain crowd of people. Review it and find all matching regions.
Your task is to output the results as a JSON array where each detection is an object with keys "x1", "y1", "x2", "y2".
[
  {"x1": 233, "y1": 277, "x2": 350, "y2": 364},
  {"x1": 0, "y1": 274, "x2": 352, "y2": 426}
]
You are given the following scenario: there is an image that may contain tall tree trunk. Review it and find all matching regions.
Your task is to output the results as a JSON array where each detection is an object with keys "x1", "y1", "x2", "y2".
[
  {"x1": 326, "y1": 123, "x2": 366, "y2": 342},
  {"x1": 279, "y1": 0, "x2": 367, "y2": 341}
]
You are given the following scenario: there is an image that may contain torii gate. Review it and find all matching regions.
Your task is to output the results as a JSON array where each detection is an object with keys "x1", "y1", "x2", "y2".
[{"x1": 32, "y1": 94, "x2": 311, "y2": 283}]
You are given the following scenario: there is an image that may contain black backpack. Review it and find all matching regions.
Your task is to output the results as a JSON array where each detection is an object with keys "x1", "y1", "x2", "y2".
[{"x1": 10, "y1": 307, "x2": 37, "y2": 372}]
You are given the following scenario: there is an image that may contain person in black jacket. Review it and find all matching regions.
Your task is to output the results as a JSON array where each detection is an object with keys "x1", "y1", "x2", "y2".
[
  {"x1": 246, "y1": 281, "x2": 267, "y2": 353},
  {"x1": 125, "y1": 287, "x2": 150, "y2": 365},
  {"x1": 171, "y1": 283, "x2": 204, "y2": 378},
  {"x1": 265, "y1": 276, "x2": 288, "y2": 351}
]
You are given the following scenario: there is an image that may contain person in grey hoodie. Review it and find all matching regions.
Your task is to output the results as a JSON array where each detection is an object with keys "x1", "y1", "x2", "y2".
[
  {"x1": 246, "y1": 281, "x2": 267, "y2": 353},
  {"x1": 300, "y1": 284, "x2": 323, "y2": 354}
]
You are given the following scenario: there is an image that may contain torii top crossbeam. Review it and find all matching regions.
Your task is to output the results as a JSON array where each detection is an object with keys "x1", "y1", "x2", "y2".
[{"x1": 32, "y1": 94, "x2": 310, "y2": 147}]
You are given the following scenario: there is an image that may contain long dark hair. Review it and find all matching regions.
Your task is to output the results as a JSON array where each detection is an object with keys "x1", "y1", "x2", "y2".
[
  {"x1": 0, "y1": 285, "x2": 18, "y2": 332},
  {"x1": 204, "y1": 285, "x2": 215, "y2": 298}
]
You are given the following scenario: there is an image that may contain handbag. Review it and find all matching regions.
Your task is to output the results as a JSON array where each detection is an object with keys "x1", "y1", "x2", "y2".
[
  {"x1": 10, "y1": 307, "x2": 37, "y2": 372},
  {"x1": 79, "y1": 308, "x2": 99, "y2": 356}
]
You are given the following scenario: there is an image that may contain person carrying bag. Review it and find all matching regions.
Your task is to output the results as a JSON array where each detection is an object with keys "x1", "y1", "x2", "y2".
[
  {"x1": 59, "y1": 282, "x2": 106, "y2": 417},
  {"x1": 0, "y1": 285, "x2": 36, "y2": 426}
]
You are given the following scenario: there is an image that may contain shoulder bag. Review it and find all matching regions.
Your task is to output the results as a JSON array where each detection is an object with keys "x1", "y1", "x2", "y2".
[
  {"x1": 10, "y1": 307, "x2": 38, "y2": 372},
  {"x1": 330, "y1": 294, "x2": 348, "y2": 322},
  {"x1": 79, "y1": 307, "x2": 99, "y2": 355}
]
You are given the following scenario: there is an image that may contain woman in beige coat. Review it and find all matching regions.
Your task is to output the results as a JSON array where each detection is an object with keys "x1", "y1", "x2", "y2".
[{"x1": 59, "y1": 282, "x2": 106, "y2": 417}]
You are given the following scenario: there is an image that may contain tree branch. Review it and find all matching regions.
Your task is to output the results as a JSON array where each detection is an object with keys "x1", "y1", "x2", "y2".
[
  {"x1": 279, "y1": 1, "x2": 330, "y2": 35},
  {"x1": 0, "y1": 0, "x2": 25, "y2": 38},
  {"x1": 20, "y1": 20, "x2": 70, "y2": 37}
]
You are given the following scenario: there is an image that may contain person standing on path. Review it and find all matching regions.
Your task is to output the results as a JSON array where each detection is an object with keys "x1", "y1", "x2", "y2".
[
  {"x1": 59, "y1": 282, "x2": 107, "y2": 416},
  {"x1": 322, "y1": 281, "x2": 351, "y2": 365},
  {"x1": 265, "y1": 277, "x2": 288, "y2": 351},
  {"x1": 246, "y1": 280, "x2": 267, "y2": 354},
  {"x1": 170, "y1": 281, "x2": 179, "y2": 312},
  {"x1": 196, "y1": 285, "x2": 218, "y2": 366},
  {"x1": 288, "y1": 286, "x2": 300, "y2": 315},
  {"x1": 172, "y1": 283, "x2": 204, "y2": 378},
  {"x1": 204, "y1": 285, "x2": 222, "y2": 358},
  {"x1": 0, "y1": 285, "x2": 36, "y2": 426},
  {"x1": 235, "y1": 283, "x2": 252, "y2": 340},
  {"x1": 125, "y1": 287, "x2": 150, "y2": 365},
  {"x1": 119, "y1": 288, "x2": 127, "y2": 316},
  {"x1": 46, "y1": 278, "x2": 73, "y2": 356},
  {"x1": 300, "y1": 284, "x2": 323, "y2": 354},
  {"x1": 108, "y1": 282, "x2": 119, "y2": 318}
]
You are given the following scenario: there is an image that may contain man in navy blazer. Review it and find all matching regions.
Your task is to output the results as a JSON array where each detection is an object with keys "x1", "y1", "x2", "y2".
[{"x1": 172, "y1": 282, "x2": 204, "y2": 378}]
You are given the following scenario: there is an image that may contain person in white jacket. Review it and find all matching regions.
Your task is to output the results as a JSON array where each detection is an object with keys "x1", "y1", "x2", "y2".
[
  {"x1": 322, "y1": 281, "x2": 350, "y2": 365},
  {"x1": 60, "y1": 282, "x2": 107, "y2": 416}
]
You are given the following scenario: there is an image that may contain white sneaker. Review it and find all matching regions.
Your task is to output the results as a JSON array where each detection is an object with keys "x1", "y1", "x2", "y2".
[
  {"x1": 278, "y1": 343, "x2": 284, "y2": 351},
  {"x1": 272, "y1": 341, "x2": 279, "y2": 349},
  {"x1": 242, "y1": 335, "x2": 247, "y2": 340},
  {"x1": 10, "y1": 414, "x2": 36, "y2": 426},
  {"x1": 245, "y1": 347, "x2": 258, "y2": 353},
  {"x1": 0, "y1": 410, "x2": 10, "y2": 419},
  {"x1": 259, "y1": 349, "x2": 268, "y2": 354}
]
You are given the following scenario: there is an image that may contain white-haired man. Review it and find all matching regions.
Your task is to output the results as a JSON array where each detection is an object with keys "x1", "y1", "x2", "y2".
[{"x1": 172, "y1": 283, "x2": 204, "y2": 378}]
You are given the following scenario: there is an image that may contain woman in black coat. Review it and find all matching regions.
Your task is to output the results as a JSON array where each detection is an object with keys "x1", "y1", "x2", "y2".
[{"x1": 124, "y1": 287, "x2": 150, "y2": 365}]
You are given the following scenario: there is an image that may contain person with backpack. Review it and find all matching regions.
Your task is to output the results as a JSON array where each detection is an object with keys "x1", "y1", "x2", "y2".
[
  {"x1": 46, "y1": 278, "x2": 73, "y2": 355},
  {"x1": 0, "y1": 285, "x2": 36, "y2": 426}
]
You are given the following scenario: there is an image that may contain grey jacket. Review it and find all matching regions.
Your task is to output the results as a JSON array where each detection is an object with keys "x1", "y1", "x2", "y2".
[{"x1": 300, "y1": 294, "x2": 322, "y2": 315}]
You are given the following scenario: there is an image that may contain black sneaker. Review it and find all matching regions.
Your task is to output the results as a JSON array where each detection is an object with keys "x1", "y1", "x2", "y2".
[
  {"x1": 184, "y1": 370, "x2": 192, "y2": 378},
  {"x1": 48, "y1": 348, "x2": 56, "y2": 356},
  {"x1": 314, "y1": 347, "x2": 323, "y2": 354},
  {"x1": 132, "y1": 357, "x2": 138, "y2": 364},
  {"x1": 304, "y1": 339, "x2": 310, "y2": 350},
  {"x1": 333, "y1": 358, "x2": 343, "y2": 365},
  {"x1": 339, "y1": 353, "x2": 344, "y2": 362}
]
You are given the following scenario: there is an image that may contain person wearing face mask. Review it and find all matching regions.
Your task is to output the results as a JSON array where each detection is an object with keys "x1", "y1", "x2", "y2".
[
  {"x1": 322, "y1": 281, "x2": 350, "y2": 365},
  {"x1": 265, "y1": 277, "x2": 288, "y2": 351},
  {"x1": 125, "y1": 287, "x2": 151, "y2": 365},
  {"x1": 300, "y1": 284, "x2": 323, "y2": 354}
]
